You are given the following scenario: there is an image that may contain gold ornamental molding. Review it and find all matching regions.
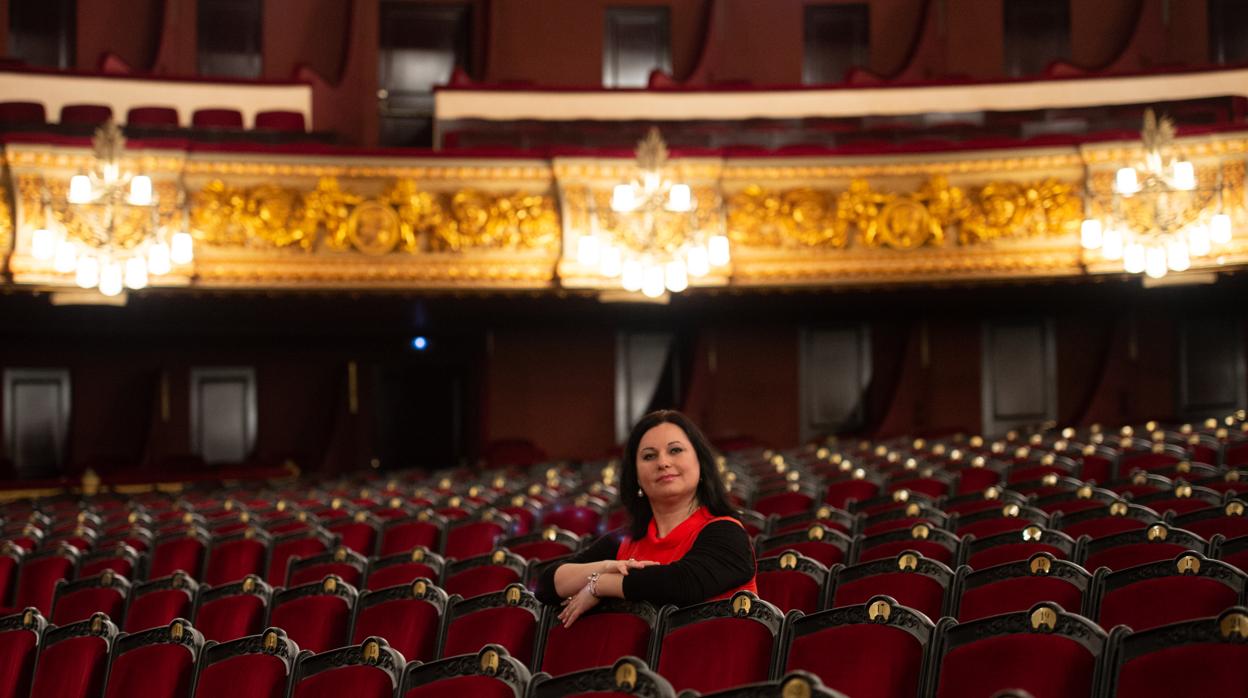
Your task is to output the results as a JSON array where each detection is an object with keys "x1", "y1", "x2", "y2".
[{"x1": 3, "y1": 135, "x2": 1248, "y2": 292}]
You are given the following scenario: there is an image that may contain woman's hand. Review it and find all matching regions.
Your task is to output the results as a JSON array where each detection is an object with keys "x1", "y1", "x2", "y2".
[
  {"x1": 558, "y1": 581, "x2": 600, "y2": 628},
  {"x1": 601, "y1": 558, "x2": 659, "y2": 576}
]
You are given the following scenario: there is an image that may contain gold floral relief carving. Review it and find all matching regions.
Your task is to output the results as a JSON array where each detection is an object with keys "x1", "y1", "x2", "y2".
[
  {"x1": 588, "y1": 186, "x2": 720, "y2": 254},
  {"x1": 728, "y1": 176, "x2": 1081, "y2": 250},
  {"x1": 190, "y1": 178, "x2": 559, "y2": 255},
  {"x1": 0, "y1": 182, "x2": 11, "y2": 253}
]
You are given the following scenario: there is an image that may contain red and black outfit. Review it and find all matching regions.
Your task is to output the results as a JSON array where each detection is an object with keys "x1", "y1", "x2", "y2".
[{"x1": 536, "y1": 506, "x2": 757, "y2": 607}]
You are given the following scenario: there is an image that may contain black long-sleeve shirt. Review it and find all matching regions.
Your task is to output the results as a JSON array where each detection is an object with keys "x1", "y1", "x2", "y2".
[{"x1": 535, "y1": 521, "x2": 756, "y2": 608}]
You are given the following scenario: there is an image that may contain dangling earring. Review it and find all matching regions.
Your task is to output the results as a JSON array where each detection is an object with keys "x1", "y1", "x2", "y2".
[{"x1": 637, "y1": 487, "x2": 645, "y2": 498}]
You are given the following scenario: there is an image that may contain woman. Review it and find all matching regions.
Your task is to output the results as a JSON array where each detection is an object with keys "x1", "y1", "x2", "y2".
[{"x1": 536, "y1": 410, "x2": 757, "y2": 628}]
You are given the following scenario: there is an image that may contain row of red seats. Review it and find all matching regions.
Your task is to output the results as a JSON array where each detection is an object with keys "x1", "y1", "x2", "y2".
[
  {"x1": 2, "y1": 592, "x2": 1245, "y2": 697},
  {"x1": 0, "y1": 101, "x2": 306, "y2": 132}
]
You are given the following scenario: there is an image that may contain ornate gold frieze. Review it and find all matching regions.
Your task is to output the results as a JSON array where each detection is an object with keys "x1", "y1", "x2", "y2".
[
  {"x1": 18, "y1": 174, "x2": 181, "y2": 251},
  {"x1": 0, "y1": 182, "x2": 11, "y2": 254},
  {"x1": 727, "y1": 177, "x2": 1082, "y2": 250},
  {"x1": 190, "y1": 178, "x2": 560, "y2": 255}
]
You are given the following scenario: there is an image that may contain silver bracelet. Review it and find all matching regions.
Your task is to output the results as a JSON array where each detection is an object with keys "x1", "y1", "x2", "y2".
[{"x1": 586, "y1": 571, "x2": 601, "y2": 597}]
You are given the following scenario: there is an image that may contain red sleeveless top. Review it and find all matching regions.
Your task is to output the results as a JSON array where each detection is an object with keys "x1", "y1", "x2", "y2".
[{"x1": 616, "y1": 506, "x2": 758, "y2": 600}]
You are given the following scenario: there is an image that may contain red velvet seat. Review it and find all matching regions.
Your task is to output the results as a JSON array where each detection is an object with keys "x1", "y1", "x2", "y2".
[
  {"x1": 830, "y1": 552, "x2": 952, "y2": 621},
  {"x1": 51, "y1": 570, "x2": 129, "y2": 625},
  {"x1": 538, "y1": 598, "x2": 659, "y2": 677},
  {"x1": 267, "y1": 527, "x2": 334, "y2": 586},
  {"x1": 1033, "y1": 484, "x2": 1121, "y2": 515},
  {"x1": 782, "y1": 596, "x2": 934, "y2": 698},
  {"x1": 655, "y1": 592, "x2": 783, "y2": 694},
  {"x1": 858, "y1": 523, "x2": 961, "y2": 566},
  {"x1": 500, "y1": 526, "x2": 580, "y2": 562},
  {"x1": 757, "y1": 524, "x2": 854, "y2": 567},
  {"x1": 529, "y1": 656, "x2": 674, "y2": 698},
  {"x1": 1108, "y1": 607, "x2": 1248, "y2": 697},
  {"x1": 351, "y1": 578, "x2": 447, "y2": 663},
  {"x1": 538, "y1": 501, "x2": 606, "y2": 537},
  {"x1": 1095, "y1": 553, "x2": 1246, "y2": 632},
  {"x1": 149, "y1": 528, "x2": 209, "y2": 580},
  {"x1": 269, "y1": 576, "x2": 357, "y2": 654},
  {"x1": 771, "y1": 504, "x2": 860, "y2": 536},
  {"x1": 380, "y1": 513, "x2": 447, "y2": 556},
  {"x1": 954, "y1": 503, "x2": 1050, "y2": 539},
  {"x1": 287, "y1": 546, "x2": 366, "y2": 587},
  {"x1": 955, "y1": 553, "x2": 1092, "y2": 622},
  {"x1": 862, "y1": 502, "x2": 950, "y2": 537},
  {"x1": 102, "y1": 619, "x2": 203, "y2": 698},
  {"x1": 400, "y1": 644, "x2": 531, "y2": 698},
  {"x1": 824, "y1": 476, "x2": 882, "y2": 510},
  {"x1": 326, "y1": 513, "x2": 381, "y2": 556},
  {"x1": 254, "y1": 110, "x2": 306, "y2": 132},
  {"x1": 204, "y1": 528, "x2": 271, "y2": 586},
  {"x1": 0, "y1": 608, "x2": 46, "y2": 698},
  {"x1": 441, "y1": 583, "x2": 543, "y2": 666},
  {"x1": 687, "y1": 671, "x2": 849, "y2": 698},
  {"x1": 0, "y1": 543, "x2": 25, "y2": 610},
  {"x1": 193, "y1": 628, "x2": 298, "y2": 698},
  {"x1": 366, "y1": 546, "x2": 445, "y2": 588},
  {"x1": 12, "y1": 542, "x2": 79, "y2": 615},
  {"x1": 126, "y1": 106, "x2": 180, "y2": 127},
  {"x1": 1133, "y1": 483, "x2": 1223, "y2": 517},
  {"x1": 1172, "y1": 499, "x2": 1248, "y2": 540},
  {"x1": 192, "y1": 108, "x2": 245, "y2": 129},
  {"x1": 1055, "y1": 502, "x2": 1160, "y2": 540},
  {"x1": 1215, "y1": 533, "x2": 1248, "y2": 571},
  {"x1": 939, "y1": 487, "x2": 1026, "y2": 517},
  {"x1": 445, "y1": 510, "x2": 514, "y2": 560},
  {"x1": 0, "y1": 101, "x2": 46, "y2": 124},
  {"x1": 193, "y1": 575, "x2": 271, "y2": 643},
  {"x1": 1081, "y1": 523, "x2": 1208, "y2": 572},
  {"x1": 28, "y1": 613, "x2": 116, "y2": 698},
  {"x1": 964, "y1": 526, "x2": 1076, "y2": 569},
  {"x1": 291, "y1": 637, "x2": 404, "y2": 698},
  {"x1": 932, "y1": 602, "x2": 1108, "y2": 698},
  {"x1": 125, "y1": 572, "x2": 198, "y2": 633},
  {"x1": 78, "y1": 542, "x2": 141, "y2": 579},
  {"x1": 756, "y1": 550, "x2": 830, "y2": 614},
  {"x1": 59, "y1": 104, "x2": 113, "y2": 126},
  {"x1": 443, "y1": 549, "x2": 526, "y2": 599},
  {"x1": 752, "y1": 487, "x2": 819, "y2": 518}
]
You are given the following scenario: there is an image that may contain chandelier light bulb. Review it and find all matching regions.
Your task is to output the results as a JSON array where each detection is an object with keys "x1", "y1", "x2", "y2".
[
  {"x1": 1172, "y1": 161, "x2": 1196, "y2": 191},
  {"x1": 128, "y1": 175, "x2": 153, "y2": 206},
  {"x1": 1114, "y1": 167, "x2": 1139, "y2": 195},
  {"x1": 1211, "y1": 213, "x2": 1233, "y2": 244},
  {"x1": 667, "y1": 184, "x2": 692, "y2": 212},
  {"x1": 171, "y1": 231, "x2": 194, "y2": 264},
  {"x1": 686, "y1": 245, "x2": 710, "y2": 277},
  {"x1": 147, "y1": 241, "x2": 172, "y2": 276},
  {"x1": 1166, "y1": 239, "x2": 1191, "y2": 272},
  {"x1": 599, "y1": 244, "x2": 622, "y2": 278},
  {"x1": 1123, "y1": 242, "x2": 1147, "y2": 274},
  {"x1": 102, "y1": 162, "x2": 120, "y2": 185},
  {"x1": 68, "y1": 175, "x2": 93, "y2": 204},
  {"x1": 31, "y1": 228, "x2": 56, "y2": 260},
  {"x1": 98, "y1": 259, "x2": 124, "y2": 296},
  {"x1": 124, "y1": 256, "x2": 149, "y2": 290},
  {"x1": 75, "y1": 255, "x2": 100, "y2": 288},
  {"x1": 1101, "y1": 228, "x2": 1124, "y2": 260},
  {"x1": 1080, "y1": 219, "x2": 1103, "y2": 250},
  {"x1": 621, "y1": 260, "x2": 644, "y2": 292},
  {"x1": 641, "y1": 264, "x2": 666, "y2": 298},
  {"x1": 53, "y1": 240, "x2": 78, "y2": 273},
  {"x1": 576, "y1": 234, "x2": 600, "y2": 266},
  {"x1": 642, "y1": 171, "x2": 661, "y2": 193},
  {"x1": 665, "y1": 260, "x2": 689, "y2": 293},
  {"x1": 1144, "y1": 246, "x2": 1168, "y2": 279},
  {"x1": 611, "y1": 184, "x2": 636, "y2": 213},
  {"x1": 1188, "y1": 223, "x2": 1212, "y2": 257},
  {"x1": 708, "y1": 235, "x2": 731, "y2": 266}
]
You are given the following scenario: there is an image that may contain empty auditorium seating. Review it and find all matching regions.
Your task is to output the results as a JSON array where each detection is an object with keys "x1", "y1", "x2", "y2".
[
  {"x1": 400, "y1": 643, "x2": 530, "y2": 697},
  {"x1": 955, "y1": 553, "x2": 1093, "y2": 622},
  {"x1": 538, "y1": 597, "x2": 659, "y2": 677},
  {"x1": 829, "y1": 551, "x2": 953, "y2": 621},
  {"x1": 1080, "y1": 523, "x2": 1209, "y2": 572},
  {"x1": 326, "y1": 511, "x2": 382, "y2": 556},
  {"x1": 102, "y1": 618, "x2": 203, "y2": 698},
  {"x1": 254, "y1": 110, "x2": 306, "y2": 133},
  {"x1": 380, "y1": 511, "x2": 448, "y2": 556},
  {"x1": 654, "y1": 591, "x2": 782, "y2": 694},
  {"x1": 691, "y1": 671, "x2": 849, "y2": 698},
  {"x1": 529, "y1": 655, "x2": 674, "y2": 698},
  {"x1": 149, "y1": 527, "x2": 210, "y2": 580},
  {"x1": 756, "y1": 550, "x2": 830, "y2": 614},
  {"x1": 441, "y1": 583, "x2": 544, "y2": 666},
  {"x1": 1173, "y1": 499, "x2": 1248, "y2": 540},
  {"x1": 270, "y1": 575, "x2": 357, "y2": 654},
  {"x1": 756, "y1": 524, "x2": 854, "y2": 567},
  {"x1": 500, "y1": 526, "x2": 580, "y2": 562},
  {"x1": 858, "y1": 523, "x2": 960, "y2": 566},
  {"x1": 964, "y1": 525, "x2": 1077, "y2": 569},
  {"x1": 192, "y1": 628, "x2": 299, "y2": 698},
  {"x1": 931, "y1": 602, "x2": 1108, "y2": 697},
  {"x1": 51, "y1": 569, "x2": 129, "y2": 625},
  {"x1": 367, "y1": 546, "x2": 446, "y2": 588},
  {"x1": 126, "y1": 106, "x2": 180, "y2": 128},
  {"x1": 78, "y1": 541, "x2": 141, "y2": 579},
  {"x1": 13, "y1": 542, "x2": 79, "y2": 615},
  {"x1": 1094, "y1": 552, "x2": 1246, "y2": 632},
  {"x1": 28, "y1": 612, "x2": 116, "y2": 698},
  {"x1": 351, "y1": 578, "x2": 448, "y2": 663},
  {"x1": 288, "y1": 545, "x2": 367, "y2": 587},
  {"x1": 192, "y1": 108, "x2": 245, "y2": 129},
  {"x1": 0, "y1": 608, "x2": 45, "y2": 698},
  {"x1": 443, "y1": 549, "x2": 527, "y2": 599},
  {"x1": 1106, "y1": 606, "x2": 1248, "y2": 697},
  {"x1": 1055, "y1": 501, "x2": 1160, "y2": 540},
  {"x1": 780, "y1": 595, "x2": 934, "y2": 698},
  {"x1": 126, "y1": 571, "x2": 199, "y2": 632},
  {"x1": 193, "y1": 574, "x2": 272, "y2": 643},
  {"x1": 204, "y1": 526, "x2": 271, "y2": 586},
  {"x1": 291, "y1": 637, "x2": 404, "y2": 698}
]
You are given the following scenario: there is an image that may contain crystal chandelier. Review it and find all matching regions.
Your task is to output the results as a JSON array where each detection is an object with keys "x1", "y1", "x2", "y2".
[
  {"x1": 29, "y1": 120, "x2": 193, "y2": 296},
  {"x1": 579, "y1": 128, "x2": 729, "y2": 298},
  {"x1": 1080, "y1": 109, "x2": 1233, "y2": 279}
]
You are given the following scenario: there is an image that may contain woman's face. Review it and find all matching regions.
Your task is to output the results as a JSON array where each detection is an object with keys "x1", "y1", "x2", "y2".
[{"x1": 636, "y1": 421, "x2": 701, "y2": 504}]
